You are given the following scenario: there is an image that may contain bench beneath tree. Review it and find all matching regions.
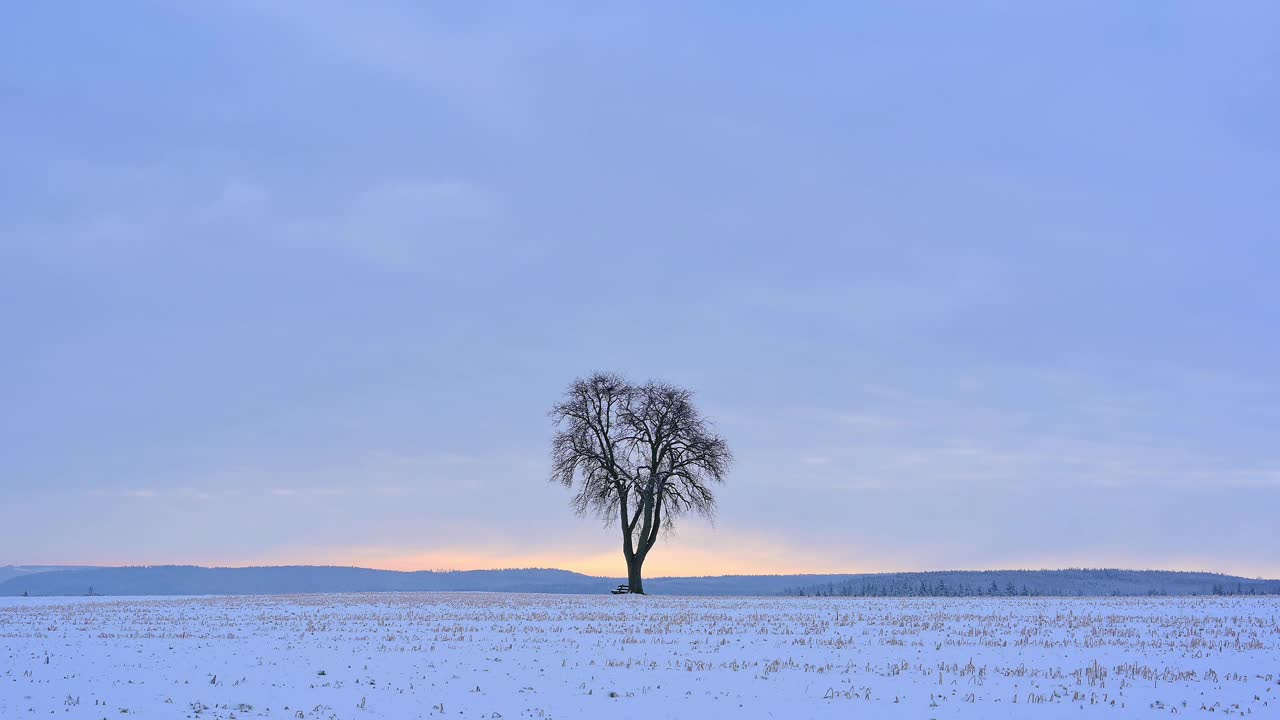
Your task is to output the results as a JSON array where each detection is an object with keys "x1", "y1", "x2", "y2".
[{"x1": 611, "y1": 584, "x2": 631, "y2": 595}]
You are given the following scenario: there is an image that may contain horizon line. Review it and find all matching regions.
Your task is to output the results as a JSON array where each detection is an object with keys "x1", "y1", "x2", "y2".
[{"x1": 7, "y1": 563, "x2": 1277, "y2": 581}]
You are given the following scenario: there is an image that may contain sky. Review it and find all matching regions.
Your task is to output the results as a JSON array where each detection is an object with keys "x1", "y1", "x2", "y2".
[{"x1": 3, "y1": 2, "x2": 1278, "y2": 579}]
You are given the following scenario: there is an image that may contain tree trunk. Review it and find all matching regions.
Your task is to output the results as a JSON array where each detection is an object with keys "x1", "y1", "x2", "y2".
[{"x1": 626, "y1": 555, "x2": 645, "y2": 594}]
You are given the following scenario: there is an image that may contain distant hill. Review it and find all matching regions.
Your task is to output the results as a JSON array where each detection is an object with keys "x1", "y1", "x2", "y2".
[
  {"x1": 0, "y1": 565, "x2": 1275, "y2": 598},
  {"x1": 0, "y1": 566, "x2": 607, "y2": 597},
  {"x1": 0, "y1": 565, "x2": 98, "y2": 585}
]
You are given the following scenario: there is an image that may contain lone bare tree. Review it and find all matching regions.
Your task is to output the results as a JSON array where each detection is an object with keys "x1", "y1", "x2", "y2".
[{"x1": 550, "y1": 372, "x2": 731, "y2": 594}]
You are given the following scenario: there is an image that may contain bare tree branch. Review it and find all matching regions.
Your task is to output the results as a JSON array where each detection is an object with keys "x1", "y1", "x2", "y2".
[{"x1": 549, "y1": 372, "x2": 732, "y2": 593}]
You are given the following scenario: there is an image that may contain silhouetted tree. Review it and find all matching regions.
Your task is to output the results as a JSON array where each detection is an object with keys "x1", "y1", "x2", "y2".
[{"x1": 550, "y1": 372, "x2": 731, "y2": 594}]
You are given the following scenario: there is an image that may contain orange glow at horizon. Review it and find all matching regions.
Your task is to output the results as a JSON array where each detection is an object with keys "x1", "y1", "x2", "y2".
[
  {"x1": 158, "y1": 540, "x2": 1279, "y2": 581},
  {"x1": 181, "y1": 528, "x2": 894, "y2": 577},
  {"x1": 316, "y1": 546, "x2": 872, "y2": 578},
  {"x1": 48, "y1": 533, "x2": 1280, "y2": 580}
]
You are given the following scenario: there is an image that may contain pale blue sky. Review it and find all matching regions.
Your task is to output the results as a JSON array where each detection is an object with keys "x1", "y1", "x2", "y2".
[{"x1": 3, "y1": 2, "x2": 1278, "y2": 577}]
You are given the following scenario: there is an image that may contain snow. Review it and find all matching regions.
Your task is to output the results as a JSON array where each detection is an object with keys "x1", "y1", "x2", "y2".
[{"x1": 2, "y1": 593, "x2": 1277, "y2": 718}]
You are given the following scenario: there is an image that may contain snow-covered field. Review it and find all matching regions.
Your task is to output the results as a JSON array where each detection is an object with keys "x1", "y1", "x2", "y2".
[{"x1": 2, "y1": 593, "x2": 1277, "y2": 719}]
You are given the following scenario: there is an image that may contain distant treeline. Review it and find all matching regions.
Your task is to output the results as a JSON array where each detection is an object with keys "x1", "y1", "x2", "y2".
[
  {"x1": 4, "y1": 565, "x2": 1277, "y2": 598},
  {"x1": 784, "y1": 569, "x2": 1280, "y2": 598}
]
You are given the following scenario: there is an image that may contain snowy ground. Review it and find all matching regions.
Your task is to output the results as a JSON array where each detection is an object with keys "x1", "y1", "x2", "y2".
[{"x1": 2, "y1": 593, "x2": 1277, "y2": 718}]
